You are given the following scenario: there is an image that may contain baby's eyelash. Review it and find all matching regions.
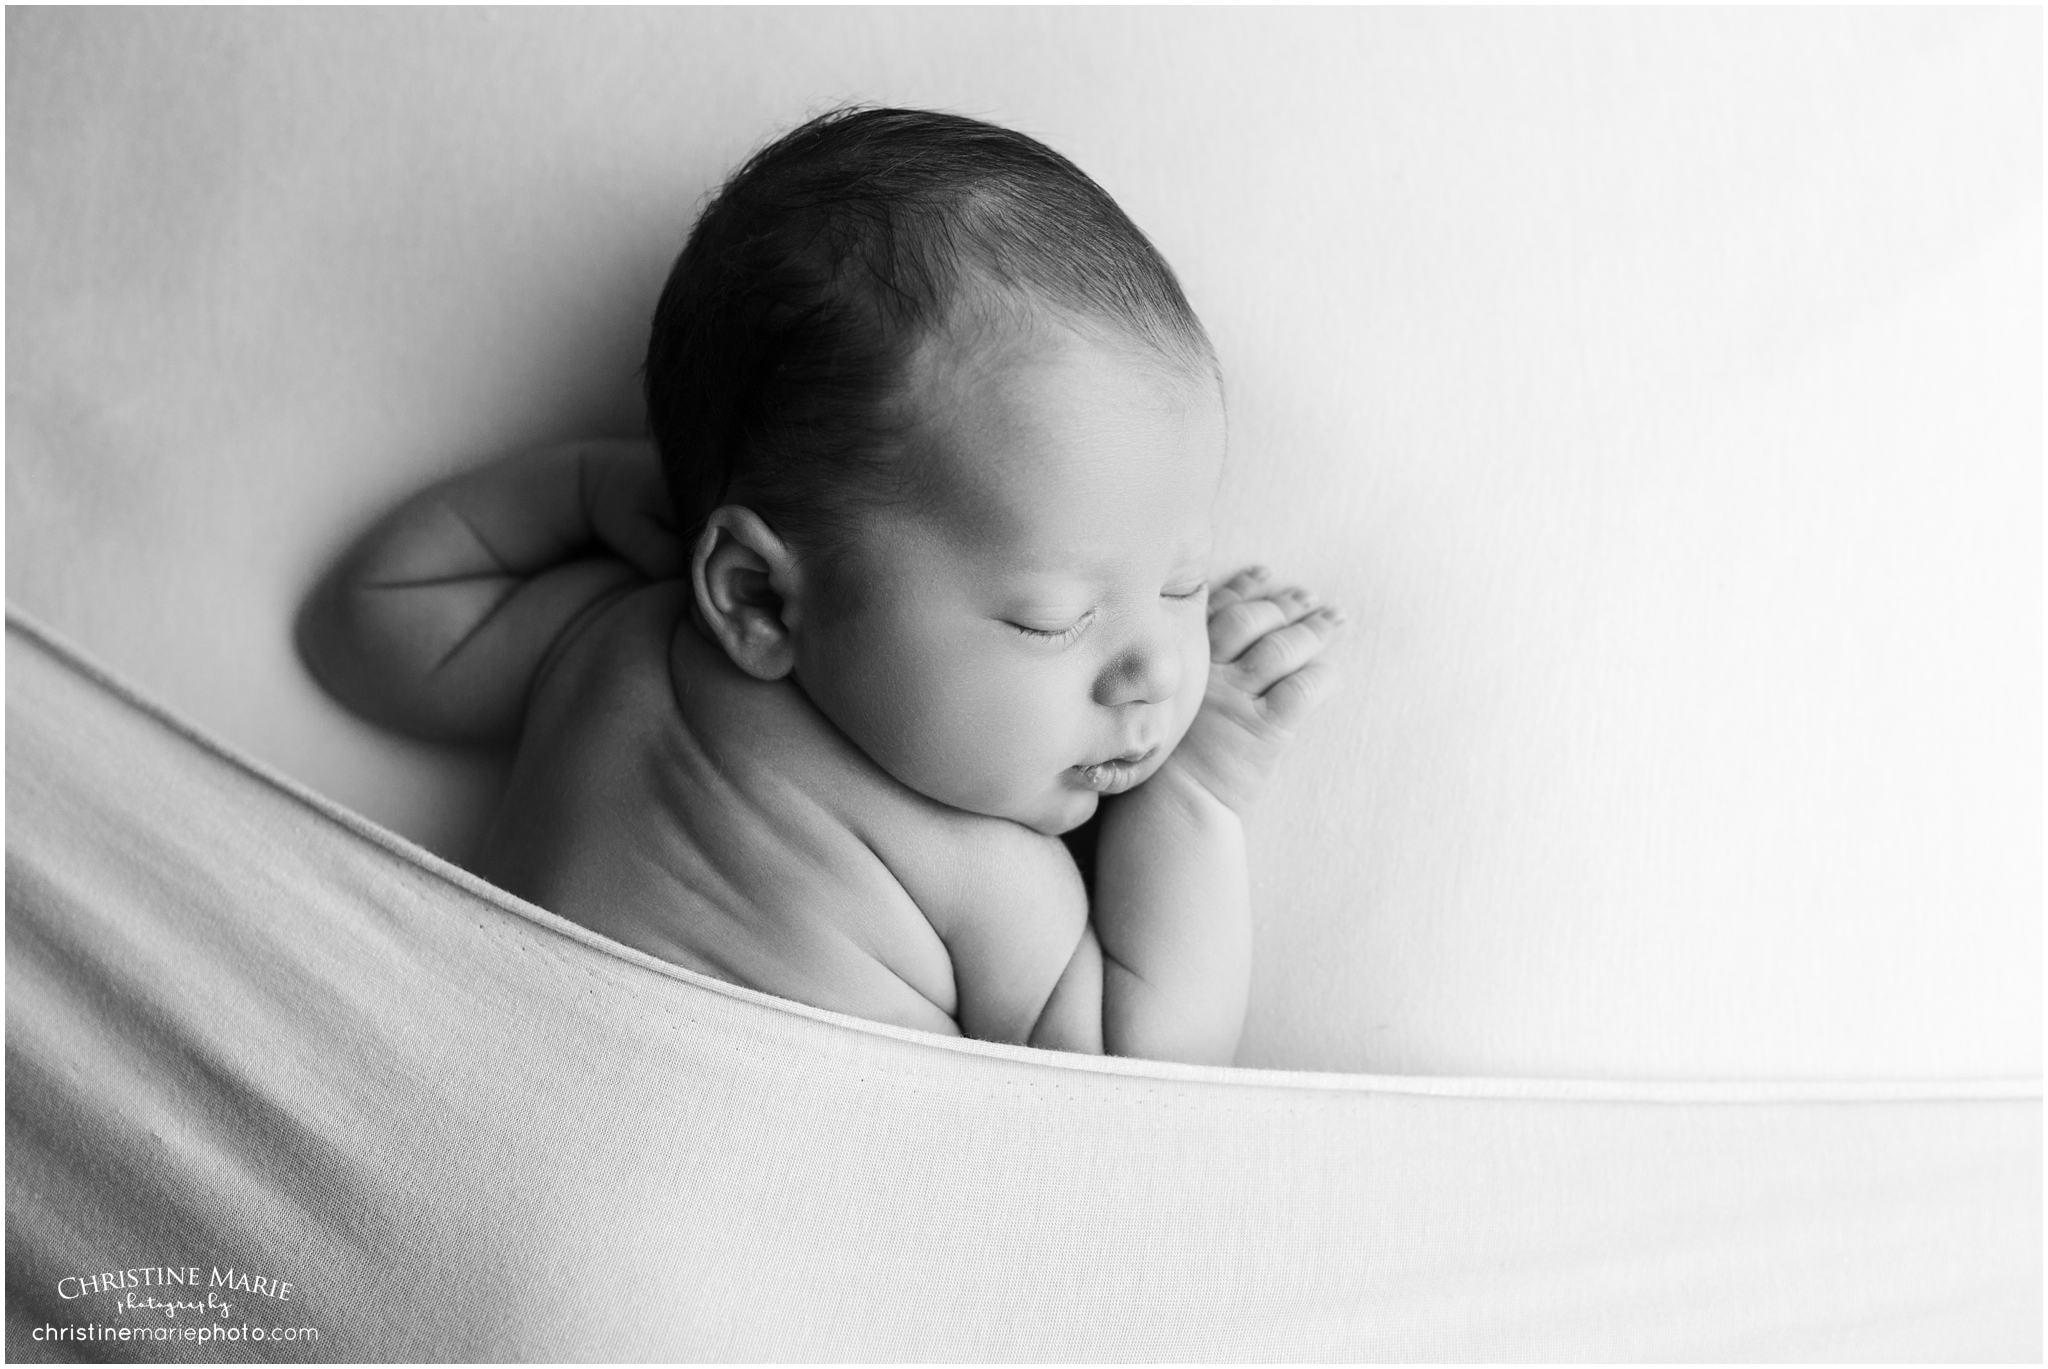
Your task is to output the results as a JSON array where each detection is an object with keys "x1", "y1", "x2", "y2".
[
  {"x1": 1011, "y1": 610, "x2": 1095, "y2": 643},
  {"x1": 1164, "y1": 584, "x2": 1209, "y2": 602}
]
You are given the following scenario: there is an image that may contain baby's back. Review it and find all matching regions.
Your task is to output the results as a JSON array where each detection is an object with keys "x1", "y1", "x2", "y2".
[{"x1": 476, "y1": 584, "x2": 1087, "y2": 1039}]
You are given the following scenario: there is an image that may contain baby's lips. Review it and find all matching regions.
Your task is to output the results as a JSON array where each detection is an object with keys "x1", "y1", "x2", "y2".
[
  {"x1": 1076, "y1": 762, "x2": 1139, "y2": 794},
  {"x1": 1072, "y1": 745, "x2": 1161, "y2": 794}
]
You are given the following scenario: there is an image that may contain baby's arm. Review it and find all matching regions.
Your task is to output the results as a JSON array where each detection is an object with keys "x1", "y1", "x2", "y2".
[
  {"x1": 296, "y1": 440, "x2": 682, "y2": 741},
  {"x1": 1059, "y1": 569, "x2": 1345, "y2": 1064}
]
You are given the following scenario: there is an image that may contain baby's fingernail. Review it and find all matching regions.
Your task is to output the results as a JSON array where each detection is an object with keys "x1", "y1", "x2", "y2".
[{"x1": 1246, "y1": 565, "x2": 1270, "y2": 580}]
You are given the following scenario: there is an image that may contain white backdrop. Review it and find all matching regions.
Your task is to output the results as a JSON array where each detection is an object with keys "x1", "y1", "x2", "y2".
[{"x1": 7, "y1": 7, "x2": 2038, "y2": 1078}]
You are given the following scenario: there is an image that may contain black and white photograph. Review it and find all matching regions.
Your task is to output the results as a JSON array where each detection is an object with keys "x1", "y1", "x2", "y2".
[{"x1": 4, "y1": 6, "x2": 2039, "y2": 1361}]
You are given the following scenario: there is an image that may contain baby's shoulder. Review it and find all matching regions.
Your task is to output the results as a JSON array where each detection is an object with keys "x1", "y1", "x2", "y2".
[
  {"x1": 523, "y1": 583, "x2": 1085, "y2": 1041},
  {"x1": 505, "y1": 584, "x2": 963, "y2": 1025}
]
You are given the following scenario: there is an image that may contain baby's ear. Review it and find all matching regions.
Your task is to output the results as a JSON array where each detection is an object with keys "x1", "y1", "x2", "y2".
[{"x1": 692, "y1": 506, "x2": 799, "y2": 680}]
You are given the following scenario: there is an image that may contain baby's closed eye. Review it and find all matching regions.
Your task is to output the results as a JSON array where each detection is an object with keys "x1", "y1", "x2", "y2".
[
  {"x1": 1009, "y1": 611, "x2": 1095, "y2": 644},
  {"x1": 1005, "y1": 579, "x2": 1206, "y2": 641}
]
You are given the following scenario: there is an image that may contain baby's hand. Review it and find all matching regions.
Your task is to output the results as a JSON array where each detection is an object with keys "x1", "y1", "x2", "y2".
[{"x1": 1160, "y1": 566, "x2": 1345, "y2": 815}]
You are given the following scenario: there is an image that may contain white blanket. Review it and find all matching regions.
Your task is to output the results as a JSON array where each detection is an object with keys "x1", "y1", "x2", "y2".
[{"x1": 6, "y1": 615, "x2": 2037, "y2": 1360}]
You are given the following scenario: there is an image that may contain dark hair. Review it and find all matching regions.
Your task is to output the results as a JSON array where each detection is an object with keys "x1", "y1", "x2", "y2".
[{"x1": 643, "y1": 105, "x2": 1216, "y2": 555}]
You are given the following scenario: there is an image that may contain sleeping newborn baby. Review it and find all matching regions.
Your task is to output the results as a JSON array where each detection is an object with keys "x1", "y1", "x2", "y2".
[{"x1": 298, "y1": 108, "x2": 1342, "y2": 1065}]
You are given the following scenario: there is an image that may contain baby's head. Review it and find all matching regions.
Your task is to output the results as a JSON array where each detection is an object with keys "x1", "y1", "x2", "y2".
[{"x1": 646, "y1": 107, "x2": 1224, "y2": 835}]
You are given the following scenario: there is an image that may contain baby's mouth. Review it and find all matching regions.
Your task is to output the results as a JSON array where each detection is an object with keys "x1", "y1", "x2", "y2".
[{"x1": 1070, "y1": 747, "x2": 1159, "y2": 796}]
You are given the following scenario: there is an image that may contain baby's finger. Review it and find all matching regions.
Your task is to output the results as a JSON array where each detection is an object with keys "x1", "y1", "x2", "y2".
[
  {"x1": 1258, "y1": 657, "x2": 1342, "y2": 731},
  {"x1": 1209, "y1": 585, "x2": 1321, "y2": 664},
  {"x1": 1204, "y1": 565, "x2": 1270, "y2": 619},
  {"x1": 1229, "y1": 605, "x2": 1346, "y2": 690}
]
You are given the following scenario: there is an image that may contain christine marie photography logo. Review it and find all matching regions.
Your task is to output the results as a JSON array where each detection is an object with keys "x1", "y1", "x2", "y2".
[{"x1": 29, "y1": 1263, "x2": 321, "y2": 1352}]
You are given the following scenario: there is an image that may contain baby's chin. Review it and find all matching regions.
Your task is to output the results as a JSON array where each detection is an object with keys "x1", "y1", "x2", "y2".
[
  {"x1": 893, "y1": 765, "x2": 1098, "y2": 836},
  {"x1": 1023, "y1": 789, "x2": 1100, "y2": 837},
  {"x1": 952, "y1": 781, "x2": 1099, "y2": 837}
]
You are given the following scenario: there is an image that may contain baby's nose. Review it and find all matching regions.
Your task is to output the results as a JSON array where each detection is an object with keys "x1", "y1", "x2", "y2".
[{"x1": 1092, "y1": 632, "x2": 1183, "y2": 709}]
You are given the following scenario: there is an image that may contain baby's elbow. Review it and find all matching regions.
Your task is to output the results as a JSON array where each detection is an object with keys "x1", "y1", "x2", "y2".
[
  {"x1": 1026, "y1": 927, "x2": 1107, "y2": 1056},
  {"x1": 1026, "y1": 1007, "x2": 1105, "y2": 1057},
  {"x1": 1098, "y1": 952, "x2": 1243, "y2": 1067},
  {"x1": 293, "y1": 570, "x2": 358, "y2": 704},
  {"x1": 291, "y1": 569, "x2": 451, "y2": 737}
]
